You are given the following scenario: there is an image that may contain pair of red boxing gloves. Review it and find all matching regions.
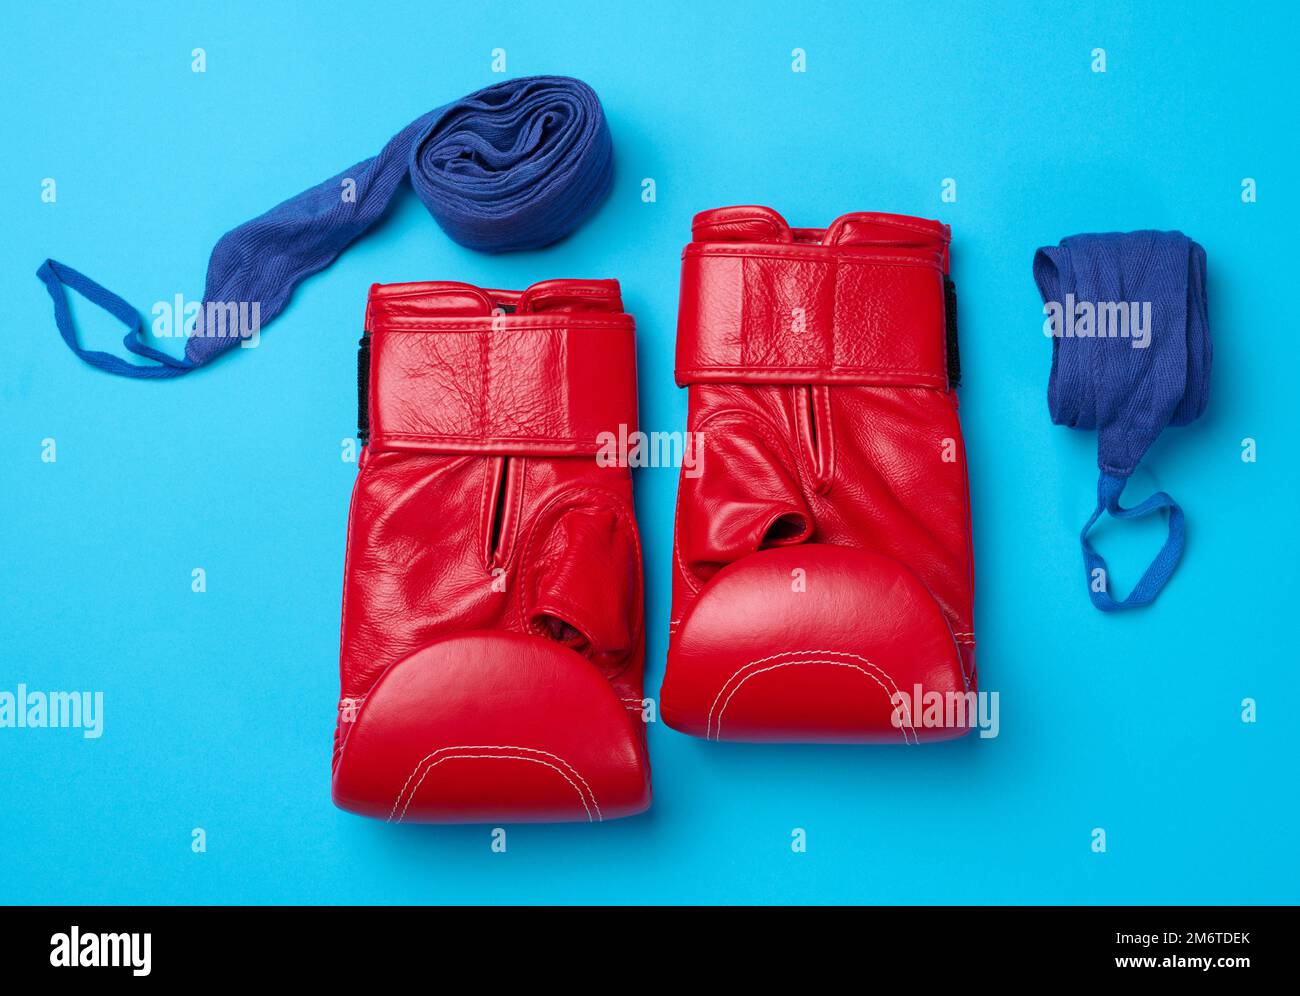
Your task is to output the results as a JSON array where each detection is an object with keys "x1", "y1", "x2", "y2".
[{"x1": 331, "y1": 205, "x2": 977, "y2": 824}]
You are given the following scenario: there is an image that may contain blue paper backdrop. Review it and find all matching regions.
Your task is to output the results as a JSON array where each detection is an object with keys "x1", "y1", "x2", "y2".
[{"x1": 2, "y1": 0, "x2": 1296, "y2": 904}]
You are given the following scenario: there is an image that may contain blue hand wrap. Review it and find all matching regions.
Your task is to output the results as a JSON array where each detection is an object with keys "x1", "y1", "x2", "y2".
[
  {"x1": 38, "y1": 76, "x2": 613, "y2": 378},
  {"x1": 1034, "y1": 230, "x2": 1211, "y2": 611}
]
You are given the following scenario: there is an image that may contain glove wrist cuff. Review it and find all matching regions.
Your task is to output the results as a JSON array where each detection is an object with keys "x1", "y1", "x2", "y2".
[
  {"x1": 674, "y1": 210, "x2": 954, "y2": 389},
  {"x1": 362, "y1": 280, "x2": 637, "y2": 455}
]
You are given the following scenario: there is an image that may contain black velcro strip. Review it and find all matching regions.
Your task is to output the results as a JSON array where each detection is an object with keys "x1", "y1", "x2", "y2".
[
  {"x1": 944, "y1": 276, "x2": 961, "y2": 389},
  {"x1": 356, "y1": 333, "x2": 370, "y2": 443}
]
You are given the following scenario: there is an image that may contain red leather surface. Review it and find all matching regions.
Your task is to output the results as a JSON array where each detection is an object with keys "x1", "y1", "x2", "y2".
[
  {"x1": 334, "y1": 279, "x2": 651, "y2": 823},
  {"x1": 367, "y1": 280, "x2": 637, "y2": 455},
  {"x1": 676, "y1": 239, "x2": 948, "y2": 389},
  {"x1": 662, "y1": 206, "x2": 976, "y2": 744}
]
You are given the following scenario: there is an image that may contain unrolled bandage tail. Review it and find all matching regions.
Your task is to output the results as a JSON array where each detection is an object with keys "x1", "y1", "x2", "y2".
[{"x1": 37, "y1": 75, "x2": 614, "y2": 379}]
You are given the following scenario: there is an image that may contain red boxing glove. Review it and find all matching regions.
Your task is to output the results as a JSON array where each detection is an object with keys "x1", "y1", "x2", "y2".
[
  {"x1": 661, "y1": 206, "x2": 977, "y2": 743},
  {"x1": 333, "y1": 279, "x2": 652, "y2": 822}
]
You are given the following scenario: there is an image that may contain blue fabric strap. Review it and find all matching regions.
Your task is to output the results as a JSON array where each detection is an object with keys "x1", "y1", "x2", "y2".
[
  {"x1": 37, "y1": 259, "x2": 195, "y2": 378},
  {"x1": 38, "y1": 75, "x2": 613, "y2": 378},
  {"x1": 1081, "y1": 473, "x2": 1186, "y2": 611},
  {"x1": 1034, "y1": 230, "x2": 1211, "y2": 610}
]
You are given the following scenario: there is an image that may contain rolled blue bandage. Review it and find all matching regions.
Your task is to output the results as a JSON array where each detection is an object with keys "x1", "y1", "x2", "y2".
[
  {"x1": 1034, "y1": 230, "x2": 1211, "y2": 611},
  {"x1": 37, "y1": 75, "x2": 614, "y2": 378}
]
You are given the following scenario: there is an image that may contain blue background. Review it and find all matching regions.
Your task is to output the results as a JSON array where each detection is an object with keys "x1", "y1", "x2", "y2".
[{"x1": 2, "y1": 0, "x2": 1296, "y2": 904}]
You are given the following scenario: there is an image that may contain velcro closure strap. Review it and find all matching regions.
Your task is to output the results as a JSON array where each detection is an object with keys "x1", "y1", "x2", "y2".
[
  {"x1": 675, "y1": 245, "x2": 949, "y2": 388},
  {"x1": 369, "y1": 316, "x2": 637, "y2": 455}
]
